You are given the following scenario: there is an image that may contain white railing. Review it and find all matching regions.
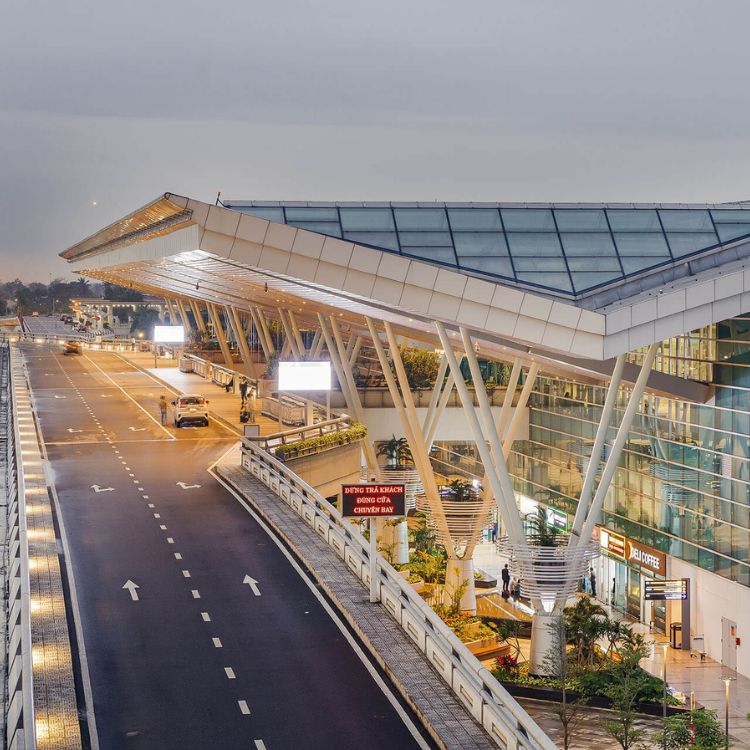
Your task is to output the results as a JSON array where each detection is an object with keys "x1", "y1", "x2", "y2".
[
  {"x1": 239, "y1": 439, "x2": 557, "y2": 750},
  {"x1": 4, "y1": 344, "x2": 36, "y2": 749}
]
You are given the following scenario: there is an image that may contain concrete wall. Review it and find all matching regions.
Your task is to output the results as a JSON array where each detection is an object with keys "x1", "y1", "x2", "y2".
[
  {"x1": 668, "y1": 556, "x2": 750, "y2": 677},
  {"x1": 284, "y1": 441, "x2": 362, "y2": 499},
  {"x1": 362, "y1": 405, "x2": 528, "y2": 444}
]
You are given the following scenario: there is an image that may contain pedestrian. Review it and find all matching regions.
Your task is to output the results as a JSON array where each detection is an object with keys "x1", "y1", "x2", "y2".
[
  {"x1": 501, "y1": 564, "x2": 510, "y2": 594},
  {"x1": 158, "y1": 395, "x2": 168, "y2": 425},
  {"x1": 247, "y1": 386, "x2": 257, "y2": 422},
  {"x1": 224, "y1": 376, "x2": 234, "y2": 394},
  {"x1": 513, "y1": 579, "x2": 522, "y2": 599},
  {"x1": 239, "y1": 377, "x2": 248, "y2": 402},
  {"x1": 611, "y1": 577, "x2": 616, "y2": 605},
  {"x1": 589, "y1": 567, "x2": 597, "y2": 598}
]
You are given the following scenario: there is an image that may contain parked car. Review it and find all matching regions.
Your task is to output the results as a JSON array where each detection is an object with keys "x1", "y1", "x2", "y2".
[
  {"x1": 63, "y1": 341, "x2": 82, "y2": 355},
  {"x1": 171, "y1": 394, "x2": 209, "y2": 427}
]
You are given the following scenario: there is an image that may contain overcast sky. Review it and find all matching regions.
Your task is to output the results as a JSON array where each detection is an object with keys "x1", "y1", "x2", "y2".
[{"x1": 2, "y1": 0, "x2": 749, "y2": 281}]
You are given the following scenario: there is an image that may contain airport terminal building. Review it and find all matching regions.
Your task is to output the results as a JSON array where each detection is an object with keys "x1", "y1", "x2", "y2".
[{"x1": 62, "y1": 193, "x2": 750, "y2": 677}]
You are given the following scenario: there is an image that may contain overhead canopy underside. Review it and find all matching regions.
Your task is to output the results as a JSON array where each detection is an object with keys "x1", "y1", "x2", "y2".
[{"x1": 60, "y1": 191, "x2": 750, "y2": 401}]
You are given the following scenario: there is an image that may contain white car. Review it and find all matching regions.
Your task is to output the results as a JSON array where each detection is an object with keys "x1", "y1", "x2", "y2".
[{"x1": 172, "y1": 394, "x2": 210, "y2": 427}]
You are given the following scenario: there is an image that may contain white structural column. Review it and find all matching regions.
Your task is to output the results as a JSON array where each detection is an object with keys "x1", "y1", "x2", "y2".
[
  {"x1": 206, "y1": 303, "x2": 233, "y2": 367},
  {"x1": 249, "y1": 308, "x2": 271, "y2": 359},
  {"x1": 309, "y1": 330, "x2": 323, "y2": 359},
  {"x1": 496, "y1": 359, "x2": 522, "y2": 441},
  {"x1": 176, "y1": 300, "x2": 194, "y2": 333},
  {"x1": 569, "y1": 354, "x2": 626, "y2": 543},
  {"x1": 278, "y1": 309, "x2": 301, "y2": 360},
  {"x1": 256, "y1": 309, "x2": 276, "y2": 357},
  {"x1": 422, "y1": 354, "x2": 448, "y2": 435},
  {"x1": 365, "y1": 318, "x2": 452, "y2": 575},
  {"x1": 424, "y1": 368, "x2": 454, "y2": 450},
  {"x1": 190, "y1": 300, "x2": 208, "y2": 336},
  {"x1": 227, "y1": 306, "x2": 258, "y2": 378},
  {"x1": 576, "y1": 344, "x2": 657, "y2": 548},
  {"x1": 348, "y1": 336, "x2": 362, "y2": 368},
  {"x1": 288, "y1": 311, "x2": 307, "y2": 358},
  {"x1": 502, "y1": 363, "x2": 539, "y2": 459},
  {"x1": 163, "y1": 298, "x2": 177, "y2": 325}
]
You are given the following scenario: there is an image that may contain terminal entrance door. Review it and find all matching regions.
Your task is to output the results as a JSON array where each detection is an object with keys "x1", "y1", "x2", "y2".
[{"x1": 722, "y1": 617, "x2": 738, "y2": 672}]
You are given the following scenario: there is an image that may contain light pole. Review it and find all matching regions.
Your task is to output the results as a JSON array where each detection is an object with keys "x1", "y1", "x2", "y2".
[
  {"x1": 723, "y1": 677, "x2": 733, "y2": 750},
  {"x1": 661, "y1": 642, "x2": 669, "y2": 750}
]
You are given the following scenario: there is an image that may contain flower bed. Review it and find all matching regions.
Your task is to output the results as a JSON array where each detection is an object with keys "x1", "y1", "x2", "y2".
[{"x1": 275, "y1": 423, "x2": 367, "y2": 460}]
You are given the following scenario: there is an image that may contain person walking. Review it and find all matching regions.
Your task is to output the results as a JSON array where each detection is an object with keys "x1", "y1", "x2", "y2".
[
  {"x1": 611, "y1": 577, "x2": 616, "y2": 606},
  {"x1": 247, "y1": 386, "x2": 257, "y2": 422},
  {"x1": 239, "y1": 377, "x2": 249, "y2": 402},
  {"x1": 501, "y1": 564, "x2": 511, "y2": 595},
  {"x1": 589, "y1": 567, "x2": 597, "y2": 598},
  {"x1": 158, "y1": 395, "x2": 168, "y2": 425}
]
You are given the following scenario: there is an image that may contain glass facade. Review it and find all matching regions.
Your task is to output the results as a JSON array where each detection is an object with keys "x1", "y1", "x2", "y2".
[
  {"x1": 227, "y1": 202, "x2": 750, "y2": 297},
  {"x1": 509, "y1": 315, "x2": 750, "y2": 587}
]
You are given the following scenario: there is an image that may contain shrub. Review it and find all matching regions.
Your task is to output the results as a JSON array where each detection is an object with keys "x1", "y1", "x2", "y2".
[{"x1": 275, "y1": 422, "x2": 367, "y2": 459}]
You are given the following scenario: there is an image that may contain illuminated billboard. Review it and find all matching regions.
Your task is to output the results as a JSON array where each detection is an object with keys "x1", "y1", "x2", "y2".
[
  {"x1": 278, "y1": 361, "x2": 331, "y2": 391},
  {"x1": 153, "y1": 325, "x2": 185, "y2": 343}
]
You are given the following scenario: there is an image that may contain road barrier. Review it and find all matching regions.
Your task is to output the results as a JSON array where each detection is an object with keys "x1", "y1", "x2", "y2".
[
  {"x1": 2, "y1": 344, "x2": 36, "y2": 749},
  {"x1": 239, "y1": 438, "x2": 557, "y2": 750}
]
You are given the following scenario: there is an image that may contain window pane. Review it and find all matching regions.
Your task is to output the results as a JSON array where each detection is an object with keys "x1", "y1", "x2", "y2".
[
  {"x1": 659, "y1": 210, "x2": 713, "y2": 232},
  {"x1": 459, "y1": 256, "x2": 515, "y2": 277},
  {"x1": 340, "y1": 208, "x2": 395, "y2": 231},
  {"x1": 716, "y1": 224, "x2": 750, "y2": 242},
  {"x1": 620, "y1": 256, "x2": 668, "y2": 274},
  {"x1": 401, "y1": 247, "x2": 456, "y2": 264},
  {"x1": 501, "y1": 209, "x2": 556, "y2": 231},
  {"x1": 448, "y1": 208, "x2": 502, "y2": 231},
  {"x1": 571, "y1": 271, "x2": 623, "y2": 291},
  {"x1": 513, "y1": 257, "x2": 568, "y2": 273},
  {"x1": 613, "y1": 232, "x2": 671, "y2": 256},
  {"x1": 507, "y1": 232, "x2": 564, "y2": 256},
  {"x1": 286, "y1": 221, "x2": 342, "y2": 237},
  {"x1": 559, "y1": 232, "x2": 617, "y2": 256},
  {"x1": 453, "y1": 232, "x2": 509, "y2": 255},
  {"x1": 235, "y1": 207, "x2": 284, "y2": 222},
  {"x1": 554, "y1": 209, "x2": 608, "y2": 232},
  {"x1": 516, "y1": 272, "x2": 572, "y2": 292},
  {"x1": 394, "y1": 208, "x2": 448, "y2": 230},
  {"x1": 566, "y1": 256, "x2": 620, "y2": 272},
  {"x1": 710, "y1": 210, "x2": 750, "y2": 223},
  {"x1": 398, "y1": 231, "x2": 452, "y2": 246},
  {"x1": 607, "y1": 209, "x2": 661, "y2": 232},
  {"x1": 285, "y1": 207, "x2": 339, "y2": 221},
  {"x1": 342, "y1": 231, "x2": 399, "y2": 251},
  {"x1": 667, "y1": 232, "x2": 717, "y2": 257}
]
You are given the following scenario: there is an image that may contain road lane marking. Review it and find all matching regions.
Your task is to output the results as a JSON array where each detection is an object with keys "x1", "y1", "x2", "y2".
[
  {"x1": 254, "y1": 742, "x2": 267, "y2": 750},
  {"x1": 212, "y1": 637, "x2": 222, "y2": 648},
  {"x1": 122, "y1": 580, "x2": 140, "y2": 601},
  {"x1": 174, "y1": 553, "x2": 182, "y2": 560},
  {"x1": 167, "y1": 537, "x2": 174, "y2": 543},
  {"x1": 182, "y1": 570, "x2": 191, "y2": 578},
  {"x1": 90, "y1": 485, "x2": 114, "y2": 493},
  {"x1": 176, "y1": 481, "x2": 201, "y2": 490},
  {"x1": 160, "y1": 525, "x2": 167, "y2": 530},
  {"x1": 153, "y1": 513, "x2": 161, "y2": 518},
  {"x1": 201, "y1": 612, "x2": 211, "y2": 621},
  {"x1": 242, "y1": 575, "x2": 261, "y2": 596},
  {"x1": 224, "y1": 667, "x2": 236, "y2": 679},
  {"x1": 148, "y1": 503, "x2": 155, "y2": 508},
  {"x1": 142, "y1": 495, "x2": 149, "y2": 499},
  {"x1": 191, "y1": 589, "x2": 200, "y2": 598},
  {"x1": 238, "y1": 701, "x2": 250, "y2": 715},
  {"x1": 137, "y1": 487, "x2": 144, "y2": 491}
]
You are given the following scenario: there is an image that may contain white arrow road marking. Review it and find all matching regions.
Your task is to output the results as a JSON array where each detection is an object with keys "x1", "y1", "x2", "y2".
[
  {"x1": 122, "y1": 580, "x2": 140, "y2": 601},
  {"x1": 67, "y1": 428, "x2": 83, "y2": 433},
  {"x1": 128, "y1": 426, "x2": 146, "y2": 432},
  {"x1": 91, "y1": 485, "x2": 115, "y2": 493},
  {"x1": 176, "y1": 482, "x2": 201, "y2": 490},
  {"x1": 53, "y1": 394, "x2": 66, "y2": 399},
  {"x1": 243, "y1": 575, "x2": 261, "y2": 596},
  {"x1": 100, "y1": 394, "x2": 113, "y2": 398}
]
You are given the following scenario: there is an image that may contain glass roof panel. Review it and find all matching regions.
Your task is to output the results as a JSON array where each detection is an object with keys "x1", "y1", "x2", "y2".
[
  {"x1": 401, "y1": 247, "x2": 457, "y2": 264},
  {"x1": 399, "y1": 231, "x2": 452, "y2": 247},
  {"x1": 607, "y1": 209, "x2": 661, "y2": 232},
  {"x1": 459, "y1": 256, "x2": 515, "y2": 277},
  {"x1": 235, "y1": 206, "x2": 284, "y2": 222},
  {"x1": 285, "y1": 207, "x2": 339, "y2": 221},
  {"x1": 710, "y1": 210, "x2": 750, "y2": 223},
  {"x1": 393, "y1": 208, "x2": 448, "y2": 230},
  {"x1": 716, "y1": 224, "x2": 750, "y2": 242},
  {"x1": 613, "y1": 232, "x2": 671, "y2": 257},
  {"x1": 659, "y1": 209, "x2": 713, "y2": 232},
  {"x1": 287, "y1": 221, "x2": 342, "y2": 237},
  {"x1": 516, "y1": 271, "x2": 573, "y2": 292},
  {"x1": 559, "y1": 232, "x2": 617, "y2": 256},
  {"x1": 507, "y1": 232, "x2": 564, "y2": 256},
  {"x1": 342, "y1": 231, "x2": 399, "y2": 251},
  {"x1": 340, "y1": 208, "x2": 394, "y2": 231},
  {"x1": 554, "y1": 209, "x2": 608, "y2": 232},
  {"x1": 453, "y1": 232, "x2": 509, "y2": 256},
  {"x1": 501, "y1": 208, "x2": 556, "y2": 232},
  {"x1": 667, "y1": 232, "x2": 718, "y2": 257},
  {"x1": 570, "y1": 271, "x2": 624, "y2": 292},
  {"x1": 447, "y1": 208, "x2": 502, "y2": 230}
]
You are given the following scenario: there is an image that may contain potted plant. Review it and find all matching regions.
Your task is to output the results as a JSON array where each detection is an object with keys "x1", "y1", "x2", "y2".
[{"x1": 376, "y1": 435, "x2": 412, "y2": 469}]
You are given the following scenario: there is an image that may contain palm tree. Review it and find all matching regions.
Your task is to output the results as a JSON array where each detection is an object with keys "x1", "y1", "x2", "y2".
[
  {"x1": 564, "y1": 597, "x2": 608, "y2": 669},
  {"x1": 376, "y1": 435, "x2": 412, "y2": 469},
  {"x1": 525, "y1": 507, "x2": 558, "y2": 547}
]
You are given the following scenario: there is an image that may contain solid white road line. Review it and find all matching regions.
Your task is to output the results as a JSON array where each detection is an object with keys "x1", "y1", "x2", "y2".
[
  {"x1": 212, "y1": 470, "x2": 431, "y2": 750},
  {"x1": 212, "y1": 637, "x2": 222, "y2": 648},
  {"x1": 224, "y1": 667, "x2": 236, "y2": 679},
  {"x1": 238, "y1": 701, "x2": 250, "y2": 715}
]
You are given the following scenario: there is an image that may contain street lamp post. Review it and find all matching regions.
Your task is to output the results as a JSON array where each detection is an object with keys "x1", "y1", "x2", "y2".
[
  {"x1": 723, "y1": 677, "x2": 732, "y2": 750},
  {"x1": 661, "y1": 642, "x2": 669, "y2": 750}
]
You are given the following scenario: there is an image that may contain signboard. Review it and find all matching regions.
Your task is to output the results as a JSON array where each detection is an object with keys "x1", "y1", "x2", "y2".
[
  {"x1": 626, "y1": 538, "x2": 666, "y2": 576},
  {"x1": 601, "y1": 529, "x2": 626, "y2": 558},
  {"x1": 278, "y1": 361, "x2": 331, "y2": 391},
  {"x1": 545, "y1": 507, "x2": 568, "y2": 532},
  {"x1": 153, "y1": 325, "x2": 185, "y2": 343},
  {"x1": 341, "y1": 483, "x2": 406, "y2": 518},
  {"x1": 644, "y1": 579, "x2": 688, "y2": 601}
]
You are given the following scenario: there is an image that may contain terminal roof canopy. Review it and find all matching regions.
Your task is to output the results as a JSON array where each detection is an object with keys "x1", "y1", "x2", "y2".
[{"x1": 224, "y1": 201, "x2": 750, "y2": 297}]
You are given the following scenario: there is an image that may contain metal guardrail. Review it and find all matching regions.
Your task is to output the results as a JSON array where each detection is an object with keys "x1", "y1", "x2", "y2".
[
  {"x1": 239, "y1": 439, "x2": 557, "y2": 750},
  {"x1": 245, "y1": 416, "x2": 355, "y2": 452},
  {"x1": 3, "y1": 344, "x2": 36, "y2": 749}
]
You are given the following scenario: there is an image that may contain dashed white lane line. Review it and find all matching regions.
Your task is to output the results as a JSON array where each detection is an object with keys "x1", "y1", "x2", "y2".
[
  {"x1": 153, "y1": 513, "x2": 161, "y2": 519},
  {"x1": 142, "y1": 495, "x2": 149, "y2": 499},
  {"x1": 167, "y1": 537, "x2": 174, "y2": 544},
  {"x1": 191, "y1": 589, "x2": 200, "y2": 598},
  {"x1": 160, "y1": 525, "x2": 166, "y2": 530},
  {"x1": 238, "y1": 701, "x2": 250, "y2": 715},
  {"x1": 254, "y1": 741, "x2": 267, "y2": 750},
  {"x1": 128, "y1": 473, "x2": 135, "y2": 476},
  {"x1": 148, "y1": 503, "x2": 155, "y2": 508},
  {"x1": 137, "y1": 486, "x2": 144, "y2": 491},
  {"x1": 182, "y1": 570, "x2": 191, "y2": 578},
  {"x1": 224, "y1": 667, "x2": 236, "y2": 679},
  {"x1": 212, "y1": 637, "x2": 221, "y2": 648},
  {"x1": 201, "y1": 612, "x2": 211, "y2": 622},
  {"x1": 174, "y1": 553, "x2": 182, "y2": 560}
]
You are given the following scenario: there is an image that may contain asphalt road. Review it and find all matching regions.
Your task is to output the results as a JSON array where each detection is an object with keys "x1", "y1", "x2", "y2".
[{"x1": 24, "y1": 344, "x2": 429, "y2": 750}]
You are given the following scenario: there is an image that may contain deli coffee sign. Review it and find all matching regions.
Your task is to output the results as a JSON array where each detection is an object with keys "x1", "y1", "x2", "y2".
[
  {"x1": 341, "y1": 483, "x2": 406, "y2": 518},
  {"x1": 626, "y1": 538, "x2": 666, "y2": 576}
]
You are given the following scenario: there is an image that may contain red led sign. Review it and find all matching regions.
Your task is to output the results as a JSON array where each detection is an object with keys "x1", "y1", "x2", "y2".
[{"x1": 341, "y1": 483, "x2": 406, "y2": 518}]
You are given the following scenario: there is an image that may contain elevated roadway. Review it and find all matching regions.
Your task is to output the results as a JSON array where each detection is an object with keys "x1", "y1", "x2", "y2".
[{"x1": 23, "y1": 343, "x2": 432, "y2": 749}]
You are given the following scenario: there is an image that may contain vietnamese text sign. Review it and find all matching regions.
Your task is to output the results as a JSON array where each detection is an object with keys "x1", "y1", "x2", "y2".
[
  {"x1": 644, "y1": 579, "x2": 688, "y2": 601},
  {"x1": 278, "y1": 361, "x2": 331, "y2": 391},
  {"x1": 154, "y1": 325, "x2": 185, "y2": 343},
  {"x1": 341, "y1": 483, "x2": 406, "y2": 518}
]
